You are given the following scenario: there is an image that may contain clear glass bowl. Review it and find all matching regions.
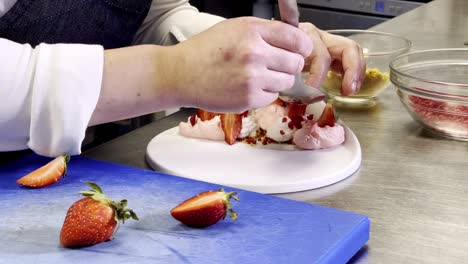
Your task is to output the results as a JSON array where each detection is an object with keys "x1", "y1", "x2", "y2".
[
  {"x1": 390, "y1": 49, "x2": 468, "y2": 141},
  {"x1": 322, "y1": 30, "x2": 412, "y2": 106}
]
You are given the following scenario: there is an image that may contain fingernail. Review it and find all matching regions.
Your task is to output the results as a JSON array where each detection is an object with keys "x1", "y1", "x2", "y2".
[
  {"x1": 351, "y1": 81, "x2": 361, "y2": 94},
  {"x1": 350, "y1": 81, "x2": 358, "y2": 95},
  {"x1": 354, "y1": 81, "x2": 361, "y2": 93}
]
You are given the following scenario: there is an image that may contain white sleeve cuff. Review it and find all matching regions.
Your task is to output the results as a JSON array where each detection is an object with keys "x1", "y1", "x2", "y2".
[
  {"x1": 164, "y1": 9, "x2": 225, "y2": 43},
  {"x1": 161, "y1": 9, "x2": 224, "y2": 45},
  {"x1": 133, "y1": 3, "x2": 224, "y2": 45},
  {"x1": 27, "y1": 43, "x2": 103, "y2": 157}
]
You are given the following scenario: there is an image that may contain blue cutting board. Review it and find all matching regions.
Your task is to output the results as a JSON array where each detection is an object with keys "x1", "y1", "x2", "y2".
[{"x1": 0, "y1": 154, "x2": 369, "y2": 264}]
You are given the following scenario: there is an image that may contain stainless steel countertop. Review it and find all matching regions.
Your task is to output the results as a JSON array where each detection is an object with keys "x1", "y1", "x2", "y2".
[{"x1": 83, "y1": 0, "x2": 468, "y2": 263}]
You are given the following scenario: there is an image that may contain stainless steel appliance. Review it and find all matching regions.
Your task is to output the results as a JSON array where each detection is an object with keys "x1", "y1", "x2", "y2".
[{"x1": 272, "y1": 0, "x2": 431, "y2": 30}]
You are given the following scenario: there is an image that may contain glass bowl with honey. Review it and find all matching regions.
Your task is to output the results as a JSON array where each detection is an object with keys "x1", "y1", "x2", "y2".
[{"x1": 322, "y1": 30, "x2": 411, "y2": 106}]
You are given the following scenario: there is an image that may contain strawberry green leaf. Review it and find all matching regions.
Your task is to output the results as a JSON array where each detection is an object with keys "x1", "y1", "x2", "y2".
[
  {"x1": 84, "y1": 181, "x2": 103, "y2": 194},
  {"x1": 78, "y1": 182, "x2": 138, "y2": 225},
  {"x1": 119, "y1": 199, "x2": 128, "y2": 207},
  {"x1": 79, "y1": 191, "x2": 96, "y2": 197},
  {"x1": 129, "y1": 210, "x2": 139, "y2": 220}
]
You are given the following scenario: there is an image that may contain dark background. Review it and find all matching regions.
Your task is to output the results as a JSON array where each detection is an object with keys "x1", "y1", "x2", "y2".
[{"x1": 189, "y1": 0, "x2": 255, "y2": 18}]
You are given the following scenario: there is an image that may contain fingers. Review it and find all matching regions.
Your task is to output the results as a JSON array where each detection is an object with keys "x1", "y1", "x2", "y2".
[
  {"x1": 330, "y1": 59, "x2": 344, "y2": 74},
  {"x1": 262, "y1": 70, "x2": 295, "y2": 93},
  {"x1": 297, "y1": 23, "x2": 366, "y2": 96},
  {"x1": 277, "y1": 0, "x2": 300, "y2": 27},
  {"x1": 319, "y1": 30, "x2": 366, "y2": 95},
  {"x1": 299, "y1": 24, "x2": 331, "y2": 88},
  {"x1": 339, "y1": 43, "x2": 366, "y2": 96},
  {"x1": 265, "y1": 45, "x2": 304, "y2": 74},
  {"x1": 258, "y1": 20, "x2": 313, "y2": 58},
  {"x1": 252, "y1": 91, "x2": 280, "y2": 109}
]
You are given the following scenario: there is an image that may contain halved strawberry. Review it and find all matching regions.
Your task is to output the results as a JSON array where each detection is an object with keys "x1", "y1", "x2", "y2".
[
  {"x1": 196, "y1": 109, "x2": 218, "y2": 121},
  {"x1": 220, "y1": 113, "x2": 242, "y2": 145},
  {"x1": 286, "y1": 102, "x2": 308, "y2": 129},
  {"x1": 189, "y1": 115, "x2": 197, "y2": 126},
  {"x1": 272, "y1": 97, "x2": 286, "y2": 107},
  {"x1": 60, "y1": 182, "x2": 138, "y2": 248},
  {"x1": 170, "y1": 188, "x2": 239, "y2": 228},
  {"x1": 17, "y1": 155, "x2": 70, "y2": 188},
  {"x1": 317, "y1": 103, "x2": 336, "y2": 127}
]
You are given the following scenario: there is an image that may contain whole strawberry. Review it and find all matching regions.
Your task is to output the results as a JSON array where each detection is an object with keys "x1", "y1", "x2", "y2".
[
  {"x1": 60, "y1": 182, "x2": 138, "y2": 248},
  {"x1": 170, "y1": 188, "x2": 239, "y2": 228}
]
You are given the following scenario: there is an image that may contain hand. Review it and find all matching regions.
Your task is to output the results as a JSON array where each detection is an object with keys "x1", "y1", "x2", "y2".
[
  {"x1": 170, "y1": 17, "x2": 313, "y2": 113},
  {"x1": 299, "y1": 23, "x2": 366, "y2": 96}
]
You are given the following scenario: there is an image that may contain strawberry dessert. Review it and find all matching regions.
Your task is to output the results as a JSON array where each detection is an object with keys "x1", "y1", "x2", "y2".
[{"x1": 179, "y1": 99, "x2": 345, "y2": 150}]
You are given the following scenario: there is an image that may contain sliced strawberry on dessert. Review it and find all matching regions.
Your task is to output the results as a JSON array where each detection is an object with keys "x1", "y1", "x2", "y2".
[
  {"x1": 189, "y1": 115, "x2": 197, "y2": 126},
  {"x1": 196, "y1": 109, "x2": 218, "y2": 121},
  {"x1": 17, "y1": 155, "x2": 71, "y2": 188},
  {"x1": 60, "y1": 182, "x2": 138, "y2": 248},
  {"x1": 170, "y1": 188, "x2": 239, "y2": 228},
  {"x1": 272, "y1": 97, "x2": 286, "y2": 107},
  {"x1": 286, "y1": 102, "x2": 308, "y2": 129},
  {"x1": 220, "y1": 113, "x2": 242, "y2": 145},
  {"x1": 240, "y1": 110, "x2": 249, "y2": 118},
  {"x1": 317, "y1": 103, "x2": 336, "y2": 127}
]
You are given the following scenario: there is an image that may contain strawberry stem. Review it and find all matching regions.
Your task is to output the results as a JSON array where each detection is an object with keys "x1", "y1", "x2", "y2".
[
  {"x1": 79, "y1": 182, "x2": 139, "y2": 223},
  {"x1": 63, "y1": 155, "x2": 71, "y2": 164},
  {"x1": 229, "y1": 209, "x2": 238, "y2": 221},
  {"x1": 62, "y1": 155, "x2": 71, "y2": 177},
  {"x1": 111, "y1": 200, "x2": 139, "y2": 223},
  {"x1": 220, "y1": 188, "x2": 239, "y2": 221}
]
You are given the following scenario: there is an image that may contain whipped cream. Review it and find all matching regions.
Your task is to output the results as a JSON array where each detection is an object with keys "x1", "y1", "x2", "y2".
[
  {"x1": 305, "y1": 101, "x2": 326, "y2": 121},
  {"x1": 253, "y1": 104, "x2": 293, "y2": 142},
  {"x1": 239, "y1": 114, "x2": 258, "y2": 138},
  {"x1": 293, "y1": 121, "x2": 345, "y2": 150},
  {"x1": 179, "y1": 115, "x2": 224, "y2": 141}
]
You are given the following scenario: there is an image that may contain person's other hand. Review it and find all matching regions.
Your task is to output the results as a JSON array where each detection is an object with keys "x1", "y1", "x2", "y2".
[
  {"x1": 170, "y1": 17, "x2": 312, "y2": 113},
  {"x1": 299, "y1": 23, "x2": 366, "y2": 96}
]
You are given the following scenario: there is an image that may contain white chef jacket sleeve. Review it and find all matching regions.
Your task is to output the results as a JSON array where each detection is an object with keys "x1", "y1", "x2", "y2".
[
  {"x1": 133, "y1": 0, "x2": 225, "y2": 45},
  {"x1": 0, "y1": 38, "x2": 103, "y2": 157}
]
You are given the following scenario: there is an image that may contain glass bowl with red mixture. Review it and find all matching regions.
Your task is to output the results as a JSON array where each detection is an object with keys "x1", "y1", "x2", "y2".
[{"x1": 390, "y1": 48, "x2": 468, "y2": 141}]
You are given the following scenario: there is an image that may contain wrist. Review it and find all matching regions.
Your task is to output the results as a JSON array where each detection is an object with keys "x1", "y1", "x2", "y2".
[{"x1": 152, "y1": 44, "x2": 195, "y2": 108}]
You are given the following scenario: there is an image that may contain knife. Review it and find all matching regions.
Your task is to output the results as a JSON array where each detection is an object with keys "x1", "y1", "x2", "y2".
[{"x1": 277, "y1": 0, "x2": 327, "y2": 104}]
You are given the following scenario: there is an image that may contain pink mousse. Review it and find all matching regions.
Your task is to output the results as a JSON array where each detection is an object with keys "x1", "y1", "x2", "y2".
[
  {"x1": 293, "y1": 121, "x2": 345, "y2": 150},
  {"x1": 179, "y1": 116, "x2": 224, "y2": 141}
]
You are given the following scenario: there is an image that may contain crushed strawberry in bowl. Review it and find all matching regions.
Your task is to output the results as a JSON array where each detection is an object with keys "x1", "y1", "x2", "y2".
[
  {"x1": 390, "y1": 48, "x2": 468, "y2": 140},
  {"x1": 405, "y1": 95, "x2": 468, "y2": 137}
]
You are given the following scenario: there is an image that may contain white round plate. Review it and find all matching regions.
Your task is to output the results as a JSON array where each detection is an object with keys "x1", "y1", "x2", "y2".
[{"x1": 146, "y1": 125, "x2": 361, "y2": 194}]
